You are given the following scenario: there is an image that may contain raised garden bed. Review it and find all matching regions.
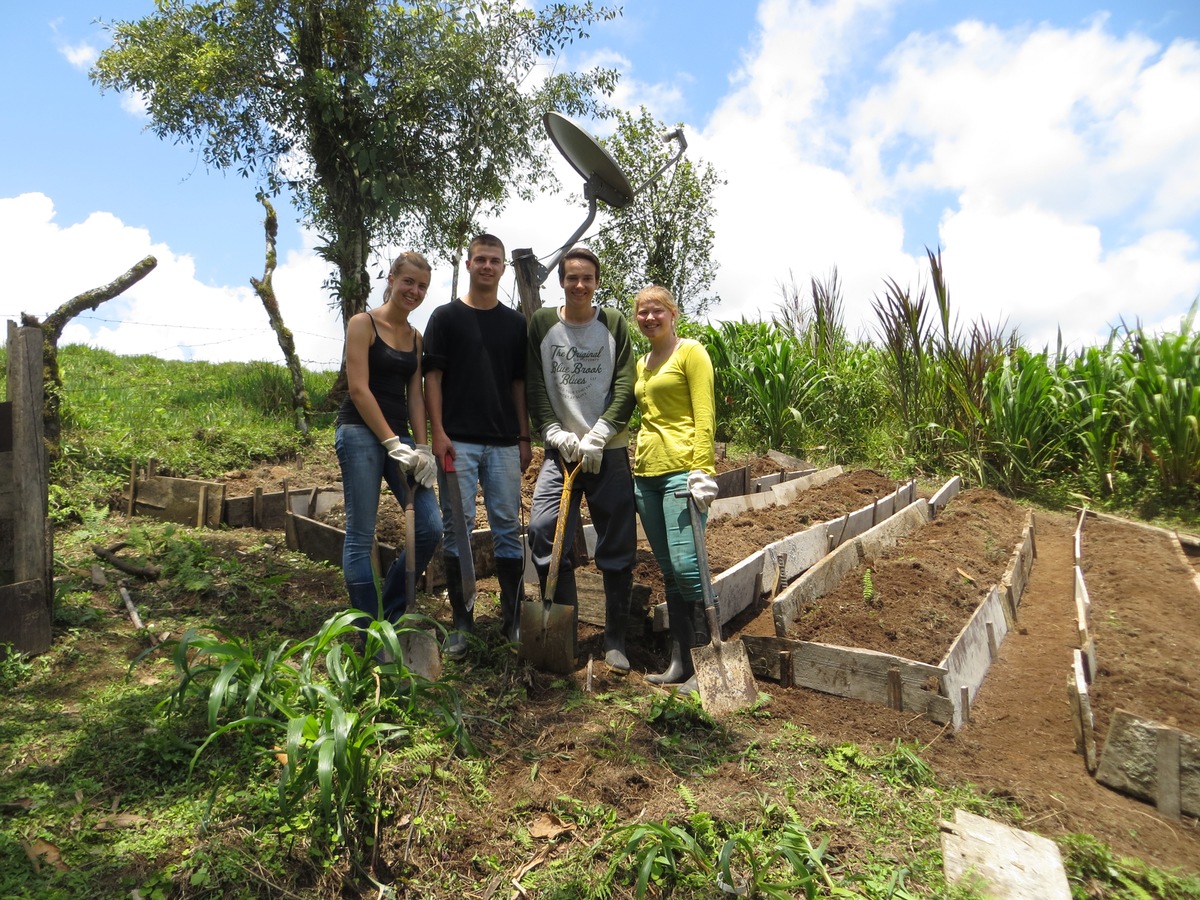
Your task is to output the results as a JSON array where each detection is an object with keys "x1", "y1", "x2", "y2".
[
  {"x1": 1068, "y1": 510, "x2": 1200, "y2": 818},
  {"x1": 737, "y1": 484, "x2": 1036, "y2": 728}
]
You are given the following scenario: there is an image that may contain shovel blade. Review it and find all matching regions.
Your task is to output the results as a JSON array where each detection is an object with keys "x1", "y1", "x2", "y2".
[
  {"x1": 518, "y1": 598, "x2": 577, "y2": 674},
  {"x1": 397, "y1": 630, "x2": 443, "y2": 682},
  {"x1": 690, "y1": 638, "x2": 757, "y2": 716}
]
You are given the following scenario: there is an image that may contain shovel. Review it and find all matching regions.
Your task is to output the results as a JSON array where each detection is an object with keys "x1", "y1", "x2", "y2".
[
  {"x1": 519, "y1": 459, "x2": 581, "y2": 673},
  {"x1": 393, "y1": 474, "x2": 442, "y2": 681},
  {"x1": 680, "y1": 490, "x2": 758, "y2": 715}
]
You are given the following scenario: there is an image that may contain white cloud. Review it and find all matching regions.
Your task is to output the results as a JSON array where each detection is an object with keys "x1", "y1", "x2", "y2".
[
  {"x1": 1, "y1": 193, "x2": 346, "y2": 369},
  {"x1": 691, "y1": 0, "x2": 1200, "y2": 351},
  {"x1": 59, "y1": 40, "x2": 98, "y2": 70}
]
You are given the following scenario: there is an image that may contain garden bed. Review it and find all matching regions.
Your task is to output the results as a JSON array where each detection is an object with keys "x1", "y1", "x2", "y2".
[{"x1": 1070, "y1": 512, "x2": 1200, "y2": 817}]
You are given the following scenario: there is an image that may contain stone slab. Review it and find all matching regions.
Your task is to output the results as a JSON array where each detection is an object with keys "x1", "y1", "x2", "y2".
[
  {"x1": 941, "y1": 809, "x2": 1071, "y2": 899},
  {"x1": 1096, "y1": 708, "x2": 1200, "y2": 817}
]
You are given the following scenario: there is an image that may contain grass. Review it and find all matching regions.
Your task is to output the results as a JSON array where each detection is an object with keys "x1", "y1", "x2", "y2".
[{"x1": 2, "y1": 345, "x2": 1199, "y2": 898}]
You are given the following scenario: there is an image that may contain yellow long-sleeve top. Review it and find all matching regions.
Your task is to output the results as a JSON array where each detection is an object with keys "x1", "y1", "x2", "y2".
[{"x1": 633, "y1": 338, "x2": 717, "y2": 477}]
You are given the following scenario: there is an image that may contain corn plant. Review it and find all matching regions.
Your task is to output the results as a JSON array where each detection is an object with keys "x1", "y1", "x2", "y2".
[
  {"x1": 979, "y1": 348, "x2": 1072, "y2": 493},
  {"x1": 157, "y1": 610, "x2": 465, "y2": 849},
  {"x1": 1118, "y1": 307, "x2": 1200, "y2": 491},
  {"x1": 704, "y1": 322, "x2": 828, "y2": 453},
  {"x1": 608, "y1": 815, "x2": 890, "y2": 899},
  {"x1": 1064, "y1": 337, "x2": 1127, "y2": 494}
]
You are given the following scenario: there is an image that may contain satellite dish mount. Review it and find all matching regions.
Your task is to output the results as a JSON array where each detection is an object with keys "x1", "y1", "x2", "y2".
[{"x1": 512, "y1": 112, "x2": 687, "y2": 314}]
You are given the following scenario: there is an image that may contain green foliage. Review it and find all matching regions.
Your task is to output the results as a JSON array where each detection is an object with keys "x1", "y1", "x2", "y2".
[
  {"x1": 0, "y1": 644, "x2": 34, "y2": 690},
  {"x1": 703, "y1": 320, "x2": 829, "y2": 454},
  {"x1": 1120, "y1": 305, "x2": 1200, "y2": 492},
  {"x1": 47, "y1": 345, "x2": 329, "y2": 521},
  {"x1": 978, "y1": 348, "x2": 1072, "y2": 493},
  {"x1": 1060, "y1": 832, "x2": 1200, "y2": 899},
  {"x1": 159, "y1": 611, "x2": 467, "y2": 852},
  {"x1": 591, "y1": 105, "x2": 724, "y2": 318},
  {"x1": 92, "y1": 1, "x2": 619, "y2": 319}
]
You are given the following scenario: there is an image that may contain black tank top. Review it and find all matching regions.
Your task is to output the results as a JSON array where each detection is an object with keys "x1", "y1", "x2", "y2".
[{"x1": 336, "y1": 316, "x2": 418, "y2": 437}]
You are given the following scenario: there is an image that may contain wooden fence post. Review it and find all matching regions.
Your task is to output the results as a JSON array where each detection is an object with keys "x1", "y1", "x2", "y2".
[{"x1": 0, "y1": 321, "x2": 53, "y2": 655}]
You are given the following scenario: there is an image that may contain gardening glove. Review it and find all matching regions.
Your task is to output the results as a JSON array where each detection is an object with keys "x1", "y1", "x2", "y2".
[
  {"x1": 687, "y1": 470, "x2": 719, "y2": 513},
  {"x1": 543, "y1": 423, "x2": 581, "y2": 463},
  {"x1": 412, "y1": 444, "x2": 437, "y2": 489},
  {"x1": 382, "y1": 436, "x2": 421, "y2": 477},
  {"x1": 578, "y1": 420, "x2": 617, "y2": 475}
]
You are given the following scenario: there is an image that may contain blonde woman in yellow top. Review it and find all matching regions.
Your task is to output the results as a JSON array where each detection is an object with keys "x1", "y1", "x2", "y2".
[{"x1": 632, "y1": 285, "x2": 718, "y2": 694}]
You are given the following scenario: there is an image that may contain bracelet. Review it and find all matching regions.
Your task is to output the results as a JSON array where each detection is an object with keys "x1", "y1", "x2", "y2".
[{"x1": 518, "y1": 436, "x2": 531, "y2": 443}]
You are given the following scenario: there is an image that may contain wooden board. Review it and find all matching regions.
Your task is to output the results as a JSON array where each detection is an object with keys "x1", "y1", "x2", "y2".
[
  {"x1": 714, "y1": 466, "x2": 750, "y2": 500},
  {"x1": 132, "y1": 474, "x2": 226, "y2": 528},
  {"x1": 574, "y1": 569, "x2": 651, "y2": 631},
  {"x1": 0, "y1": 580, "x2": 51, "y2": 656},
  {"x1": 285, "y1": 510, "x2": 398, "y2": 574},
  {"x1": 939, "y1": 585, "x2": 1010, "y2": 729},
  {"x1": 764, "y1": 527, "x2": 827, "y2": 583},
  {"x1": 941, "y1": 809, "x2": 1071, "y2": 899},
  {"x1": 770, "y1": 465, "x2": 843, "y2": 505},
  {"x1": 652, "y1": 550, "x2": 765, "y2": 632},
  {"x1": 1068, "y1": 649, "x2": 1098, "y2": 772},
  {"x1": 741, "y1": 634, "x2": 957, "y2": 724},
  {"x1": 928, "y1": 475, "x2": 962, "y2": 516},
  {"x1": 767, "y1": 449, "x2": 812, "y2": 469},
  {"x1": 224, "y1": 488, "x2": 334, "y2": 530},
  {"x1": 1095, "y1": 708, "x2": 1200, "y2": 817}
]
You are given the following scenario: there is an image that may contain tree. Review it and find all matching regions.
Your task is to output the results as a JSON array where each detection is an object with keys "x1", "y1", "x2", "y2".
[
  {"x1": 589, "y1": 106, "x2": 723, "y2": 318},
  {"x1": 91, "y1": 1, "x2": 618, "y2": 330},
  {"x1": 251, "y1": 193, "x2": 310, "y2": 436},
  {"x1": 25, "y1": 256, "x2": 158, "y2": 455}
]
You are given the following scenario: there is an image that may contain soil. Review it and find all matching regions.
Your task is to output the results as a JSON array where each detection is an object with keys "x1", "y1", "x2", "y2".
[
  {"x1": 209, "y1": 449, "x2": 1200, "y2": 878},
  {"x1": 1081, "y1": 518, "x2": 1200, "y2": 741},
  {"x1": 777, "y1": 489, "x2": 1028, "y2": 665}
]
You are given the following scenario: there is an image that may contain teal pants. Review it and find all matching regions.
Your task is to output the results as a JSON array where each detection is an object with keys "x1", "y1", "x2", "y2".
[{"x1": 634, "y1": 470, "x2": 706, "y2": 605}]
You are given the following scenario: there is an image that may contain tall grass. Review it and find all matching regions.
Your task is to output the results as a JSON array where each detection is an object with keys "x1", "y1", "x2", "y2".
[
  {"x1": 1120, "y1": 306, "x2": 1200, "y2": 492},
  {"x1": 43, "y1": 345, "x2": 337, "y2": 520}
]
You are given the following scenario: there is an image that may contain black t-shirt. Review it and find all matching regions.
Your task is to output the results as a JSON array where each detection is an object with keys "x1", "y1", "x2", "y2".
[{"x1": 422, "y1": 298, "x2": 527, "y2": 444}]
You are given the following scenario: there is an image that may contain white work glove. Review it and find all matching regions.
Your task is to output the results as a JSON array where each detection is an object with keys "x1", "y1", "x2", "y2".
[
  {"x1": 411, "y1": 444, "x2": 437, "y2": 489},
  {"x1": 578, "y1": 420, "x2": 617, "y2": 475},
  {"x1": 687, "y1": 470, "x2": 719, "y2": 513},
  {"x1": 543, "y1": 423, "x2": 580, "y2": 463},
  {"x1": 382, "y1": 435, "x2": 420, "y2": 474}
]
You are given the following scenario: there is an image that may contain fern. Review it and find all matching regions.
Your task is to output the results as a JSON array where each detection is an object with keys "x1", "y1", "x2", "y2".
[{"x1": 676, "y1": 781, "x2": 698, "y2": 812}]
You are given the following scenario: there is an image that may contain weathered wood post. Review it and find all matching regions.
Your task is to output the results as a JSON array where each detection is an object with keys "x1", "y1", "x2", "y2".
[
  {"x1": 510, "y1": 248, "x2": 543, "y2": 320},
  {"x1": 1, "y1": 321, "x2": 53, "y2": 655}
]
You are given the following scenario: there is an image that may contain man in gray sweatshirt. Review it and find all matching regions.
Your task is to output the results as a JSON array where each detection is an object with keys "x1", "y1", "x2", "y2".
[{"x1": 525, "y1": 246, "x2": 637, "y2": 671}]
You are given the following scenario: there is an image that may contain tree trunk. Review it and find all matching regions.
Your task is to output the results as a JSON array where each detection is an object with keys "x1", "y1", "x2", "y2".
[
  {"x1": 31, "y1": 255, "x2": 157, "y2": 455},
  {"x1": 250, "y1": 193, "x2": 311, "y2": 436}
]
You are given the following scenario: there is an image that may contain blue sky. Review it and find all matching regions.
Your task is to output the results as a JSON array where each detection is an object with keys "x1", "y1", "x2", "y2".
[{"x1": 2, "y1": 0, "x2": 1199, "y2": 369}]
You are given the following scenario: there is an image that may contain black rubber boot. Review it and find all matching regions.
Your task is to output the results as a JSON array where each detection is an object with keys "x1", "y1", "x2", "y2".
[
  {"x1": 601, "y1": 569, "x2": 632, "y2": 673},
  {"x1": 646, "y1": 593, "x2": 694, "y2": 685},
  {"x1": 442, "y1": 555, "x2": 473, "y2": 660},
  {"x1": 674, "y1": 602, "x2": 710, "y2": 698},
  {"x1": 494, "y1": 556, "x2": 525, "y2": 645}
]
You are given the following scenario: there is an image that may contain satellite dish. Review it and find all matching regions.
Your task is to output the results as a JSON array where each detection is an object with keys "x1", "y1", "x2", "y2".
[
  {"x1": 512, "y1": 112, "x2": 687, "y2": 292},
  {"x1": 544, "y1": 112, "x2": 635, "y2": 210}
]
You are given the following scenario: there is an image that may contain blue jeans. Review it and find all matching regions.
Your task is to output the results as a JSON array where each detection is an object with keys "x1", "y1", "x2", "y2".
[
  {"x1": 439, "y1": 441, "x2": 523, "y2": 560},
  {"x1": 335, "y1": 424, "x2": 442, "y2": 621},
  {"x1": 634, "y1": 471, "x2": 706, "y2": 604}
]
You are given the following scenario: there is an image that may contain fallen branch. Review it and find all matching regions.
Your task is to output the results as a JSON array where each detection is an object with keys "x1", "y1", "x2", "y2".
[{"x1": 93, "y1": 543, "x2": 161, "y2": 580}]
